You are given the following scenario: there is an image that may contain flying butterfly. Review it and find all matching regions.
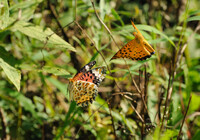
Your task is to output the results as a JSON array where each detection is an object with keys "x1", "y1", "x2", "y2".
[
  {"x1": 68, "y1": 61, "x2": 106, "y2": 107},
  {"x1": 111, "y1": 21, "x2": 155, "y2": 61}
]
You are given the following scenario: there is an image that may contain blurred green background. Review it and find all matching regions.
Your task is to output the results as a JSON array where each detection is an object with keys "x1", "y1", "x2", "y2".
[{"x1": 0, "y1": 0, "x2": 200, "y2": 139}]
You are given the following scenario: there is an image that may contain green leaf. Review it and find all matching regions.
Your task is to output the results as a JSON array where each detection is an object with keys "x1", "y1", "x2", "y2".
[
  {"x1": 161, "y1": 129, "x2": 178, "y2": 140},
  {"x1": 9, "y1": 0, "x2": 43, "y2": 21},
  {"x1": 0, "y1": 0, "x2": 9, "y2": 29},
  {"x1": 189, "y1": 10, "x2": 200, "y2": 16},
  {"x1": 46, "y1": 77, "x2": 67, "y2": 96},
  {"x1": 192, "y1": 130, "x2": 200, "y2": 140},
  {"x1": 100, "y1": 0, "x2": 106, "y2": 20},
  {"x1": 187, "y1": 16, "x2": 200, "y2": 22},
  {"x1": 10, "y1": 91, "x2": 38, "y2": 119},
  {"x1": 111, "y1": 8, "x2": 124, "y2": 26},
  {"x1": 11, "y1": 20, "x2": 76, "y2": 52},
  {"x1": 40, "y1": 66, "x2": 70, "y2": 76},
  {"x1": 0, "y1": 46, "x2": 19, "y2": 66},
  {"x1": 136, "y1": 24, "x2": 176, "y2": 48},
  {"x1": 55, "y1": 101, "x2": 77, "y2": 140},
  {"x1": 189, "y1": 93, "x2": 200, "y2": 112},
  {"x1": 0, "y1": 58, "x2": 21, "y2": 91}
]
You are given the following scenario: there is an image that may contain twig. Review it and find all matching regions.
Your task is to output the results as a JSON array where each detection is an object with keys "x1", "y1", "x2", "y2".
[
  {"x1": 48, "y1": 0, "x2": 69, "y2": 42},
  {"x1": 177, "y1": 95, "x2": 192, "y2": 140},
  {"x1": 187, "y1": 112, "x2": 200, "y2": 119},
  {"x1": 48, "y1": 0, "x2": 82, "y2": 71},
  {"x1": 160, "y1": 62, "x2": 172, "y2": 130},
  {"x1": 130, "y1": 102, "x2": 144, "y2": 123},
  {"x1": 89, "y1": 1, "x2": 150, "y2": 136},
  {"x1": 0, "y1": 108, "x2": 7, "y2": 140},
  {"x1": 108, "y1": 102, "x2": 117, "y2": 139},
  {"x1": 157, "y1": 85, "x2": 165, "y2": 122}
]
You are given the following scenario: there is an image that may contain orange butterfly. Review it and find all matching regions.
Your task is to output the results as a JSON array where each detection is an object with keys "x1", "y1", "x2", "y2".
[{"x1": 111, "y1": 21, "x2": 155, "y2": 60}]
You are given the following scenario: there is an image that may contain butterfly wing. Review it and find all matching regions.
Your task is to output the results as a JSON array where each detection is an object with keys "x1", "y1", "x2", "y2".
[
  {"x1": 111, "y1": 21, "x2": 155, "y2": 61},
  {"x1": 131, "y1": 20, "x2": 155, "y2": 55},
  {"x1": 70, "y1": 80, "x2": 98, "y2": 107},
  {"x1": 69, "y1": 66, "x2": 106, "y2": 107},
  {"x1": 143, "y1": 40, "x2": 155, "y2": 55},
  {"x1": 111, "y1": 39, "x2": 152, "y2": 60},
  {"x1": 72, "y1": 61, "x2": 96, "y2": 81},
  {"x1": 78, "y1": 67, "x2": 106, "y2": 86}
]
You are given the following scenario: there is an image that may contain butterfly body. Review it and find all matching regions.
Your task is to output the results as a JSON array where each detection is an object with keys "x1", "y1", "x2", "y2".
[
  {"x1": 111, "y1": 21, "x2": 155, "y2": 61},
  {"x1": 69, "y1": 61, "x2": 106, "y2": 107}
]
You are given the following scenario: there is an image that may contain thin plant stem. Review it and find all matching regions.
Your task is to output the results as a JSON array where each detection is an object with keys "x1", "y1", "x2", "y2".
[
  {"x1": 108, "y1": 102, "x2": 117, "y2": 139},
  {"x1": 160, "y1": 62, "x2": 172, "y2": 130},
  {"x1": 177, "y1": 95, "x2": 192, "y2": 140},
  {"x1": 0, "y1": 108, "x2": 7, "y2": 140}
]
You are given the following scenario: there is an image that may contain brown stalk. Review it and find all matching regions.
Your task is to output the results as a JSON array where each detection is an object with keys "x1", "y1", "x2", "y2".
[
  {"x1": 47, "y1": 0, "x2": 81, "y2": 70},
  {"x1": 130, "y1": 102, "x2": 144, "y2": 123},
  {"x1": 160, "y1": 62, "x2": 172, "y2": 130},
  {"x1": 0, "y1": 108, "x2": 9, "y2": 140},
  {"x1": 48, "y1": 1, "x2": 68, "y2": 41},
  {"x1": 177, "y1": 95, "x2": 192, "y2": 140},
  {"x1": 108, "y1": 102, "x2": 117, "y2": 139}
]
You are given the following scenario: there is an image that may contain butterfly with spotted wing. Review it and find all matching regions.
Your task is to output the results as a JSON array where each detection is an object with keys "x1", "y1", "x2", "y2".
[
  {"x1": 111, "y1": 21, "x2": 155, "y2": 61},
  {"x1": 68, "y1": 61, "x2": 106, "y2": 107}
]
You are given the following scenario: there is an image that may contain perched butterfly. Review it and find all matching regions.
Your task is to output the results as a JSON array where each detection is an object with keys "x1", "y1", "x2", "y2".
[
  {"x1": 111, "y1": 21, "x2": 155, "y2": 60},
  {"x1": 68, "y1": 61, "x2": 106, "y2": 107}
]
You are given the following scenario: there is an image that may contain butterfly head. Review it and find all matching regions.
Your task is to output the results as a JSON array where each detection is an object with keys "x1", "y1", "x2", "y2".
[
  {"x1": 133, "y1": 31, "x2": 144, "y2": 40},
  {"x1": 69, "y1": 78, "x2": 75, "y2": 83},
  {"x1": 133, "y1": 31, "x2": 137, "y2": 36}
]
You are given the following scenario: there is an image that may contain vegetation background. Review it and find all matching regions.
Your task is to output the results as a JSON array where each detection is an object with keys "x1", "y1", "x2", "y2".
[{"x1": 0, "y1": 0, "x2": 200, "y2": 139}]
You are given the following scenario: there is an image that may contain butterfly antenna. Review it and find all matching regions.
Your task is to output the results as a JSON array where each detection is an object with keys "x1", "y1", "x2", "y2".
[{"x1": 131, "y1": 20, "x2": 141, "y2": 34}]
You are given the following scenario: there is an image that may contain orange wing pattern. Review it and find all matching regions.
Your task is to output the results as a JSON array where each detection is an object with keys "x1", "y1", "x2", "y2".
[
  {"x1": 69, "y1": 80, "x2": 98, "y2": 107},
  {"x1": 111, "y1": 21, "x2": 155, "y2": 61},
  {"x1": 69, "y1": 61, "x2": 106, "y2": 107}
]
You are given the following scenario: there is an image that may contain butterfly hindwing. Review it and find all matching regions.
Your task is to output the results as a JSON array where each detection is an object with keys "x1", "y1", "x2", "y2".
[
  {"x1": 143, "y1": 40, "x2": 155, "y2": 55},
  {"x1": 69, "y1": 80, "x2": 98, "y2": 107}
]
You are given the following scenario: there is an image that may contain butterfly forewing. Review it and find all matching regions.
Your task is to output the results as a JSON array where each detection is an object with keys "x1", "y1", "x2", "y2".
[
  {"x1": 111, "y1": 39, "x2": 151, "y2": 60},
  {"x1": 72, "y1": 61, "x2": 96, "y2": 81},
  {"x1": 78, "y1": 67, "x2": 106, "y2": 86},
  {"x1": 111, "y1": 21, "x2": 155, "y2": 61}
]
